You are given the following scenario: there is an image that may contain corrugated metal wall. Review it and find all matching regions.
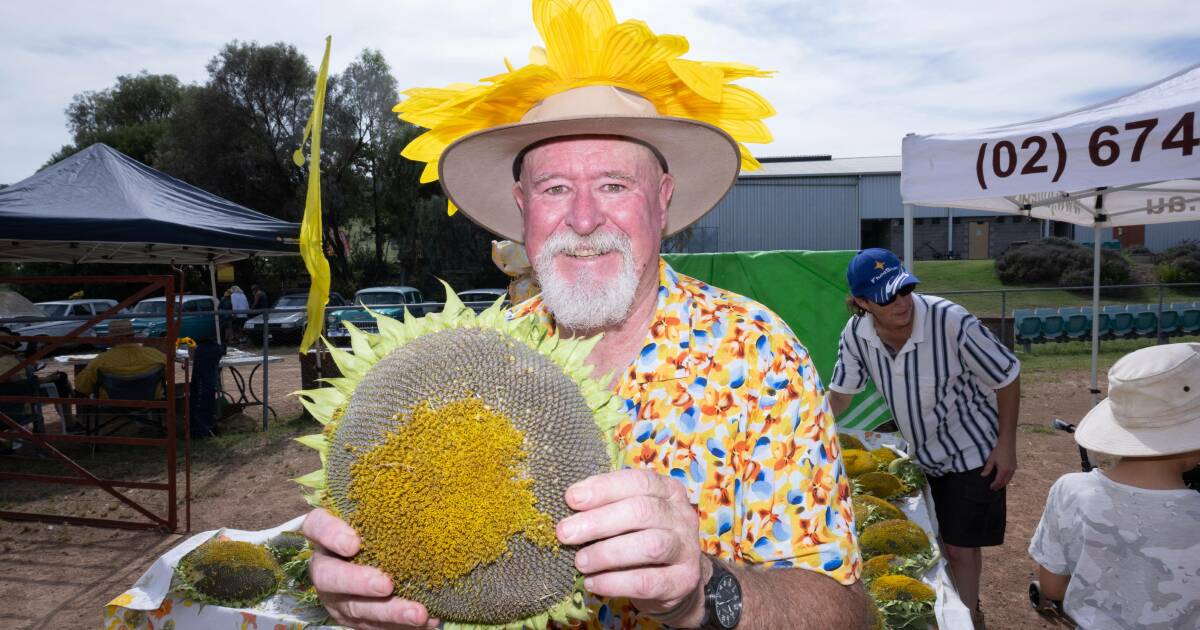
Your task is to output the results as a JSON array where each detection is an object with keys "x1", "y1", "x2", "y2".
[
  {"x1": 1146, "y1": 221, "x2": 1200, "y2": 251},
  {"x1": 685, "y1": 176, "x2": 861, "y2": 252}
]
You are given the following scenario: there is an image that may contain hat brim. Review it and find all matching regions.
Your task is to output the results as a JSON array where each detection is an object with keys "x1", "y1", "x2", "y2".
[
  {"x1": 1075, "y1": 398, "x2": 1200, "y2": 457},
  {"x1": 438, "y1": 115, "x2": 741, "y2": 242}
]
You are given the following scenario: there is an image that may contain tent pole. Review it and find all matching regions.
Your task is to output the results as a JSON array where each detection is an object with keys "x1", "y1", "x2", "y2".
[
  {"x1": 903, "y1": 203, "x2": 914, "y2": 267},
  {"x1": 1090, "y1": 224, "x2": 1101, "y2": 408},
  {"x1": 209, "y1": 264, "x2": 222, "y2": 346}
]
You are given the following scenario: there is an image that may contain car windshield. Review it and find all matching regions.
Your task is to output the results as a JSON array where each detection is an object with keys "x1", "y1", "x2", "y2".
[
  {"x1": 38, "y1": 304, "x2": 69, "y2": 318},
  {"x1": 357, "y1": 292, "x2": 406, "y2": 306},
  {"x1": 134, "y1": 301, "x2": 167, "y2": 315},
  {"x1": 276, "y1": 295, "x2": 308, "y2": 308}
]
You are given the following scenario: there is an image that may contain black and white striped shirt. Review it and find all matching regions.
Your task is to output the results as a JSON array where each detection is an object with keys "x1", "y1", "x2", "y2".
[{"x1": 829, "y1": 294, "x2": 1020, "y2": 476}]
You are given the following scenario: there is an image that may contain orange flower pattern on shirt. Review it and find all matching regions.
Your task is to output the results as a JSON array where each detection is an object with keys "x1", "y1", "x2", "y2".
[{"x1": 511, "y1": 260, "x2": 860, "y2": 629}]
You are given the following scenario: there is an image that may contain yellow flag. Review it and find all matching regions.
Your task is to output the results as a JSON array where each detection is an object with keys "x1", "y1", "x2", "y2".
[{"x1": 297, "y1": 36, "x2": 332, "y2": 353}]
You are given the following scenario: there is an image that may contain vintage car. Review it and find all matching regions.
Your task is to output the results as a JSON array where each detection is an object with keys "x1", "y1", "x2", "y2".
[
  {"x1": 456, "y1": 288, "x2": 509, "y2": 313},
  {"x1": 325, "y1": 286, "x2": 430, "y2": 341},
  {"x1": 94, "y1": 295, "x2": 220, "y2": 343},
  {"x1": 242, "y1": 292, "x2": 346, "y2": 342},
  {"x1": 12, "y1": 299, "x2": 122, "y2": 349}
]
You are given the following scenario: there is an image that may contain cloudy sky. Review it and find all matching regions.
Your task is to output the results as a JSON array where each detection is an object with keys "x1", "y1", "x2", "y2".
[{"x1": 2, "y1": 0, "x2": 1198, "y2": 184}]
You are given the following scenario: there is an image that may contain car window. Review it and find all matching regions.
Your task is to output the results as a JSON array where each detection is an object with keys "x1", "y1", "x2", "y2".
[
  {"x1": 134, "y1": 301, "x2": 166, "y2": 315},
  {"x1": 39, "y1": 304, "x2": 68, "y2": 318},
  {"x1": 71, "y1": 304, "x2": 91, "y2": 316},
  {"x1": 358, "y1": 292, "x2": 404, "y2": 306},
  {"x1": 276, "y1": 295, "x2": 308, "y2": 308},
  {"x1": 329, "y1": 295, "x2": 344, "y2": 306}
]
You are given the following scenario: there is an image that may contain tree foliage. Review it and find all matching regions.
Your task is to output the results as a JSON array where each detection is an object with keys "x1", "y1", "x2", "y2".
[{"x1": 26, "y1": 41, "x2": 506, "y2": 302}]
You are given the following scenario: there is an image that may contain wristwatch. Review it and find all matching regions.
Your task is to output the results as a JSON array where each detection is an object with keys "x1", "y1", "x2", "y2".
[{"x1": 699, "y1": 556, "x2": 742, "y2": 629}]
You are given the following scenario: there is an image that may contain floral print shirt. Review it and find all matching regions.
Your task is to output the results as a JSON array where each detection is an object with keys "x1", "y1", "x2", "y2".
[{"x1": 511, "y1": 260, "x2": 860, "y2": 629}]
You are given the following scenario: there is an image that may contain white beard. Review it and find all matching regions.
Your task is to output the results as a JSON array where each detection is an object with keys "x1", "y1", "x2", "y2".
[{"x1": 533, "y1": 230, "x2": 639, "y2": 331}]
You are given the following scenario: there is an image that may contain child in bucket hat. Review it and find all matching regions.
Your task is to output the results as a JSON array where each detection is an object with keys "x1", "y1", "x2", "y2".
[{"x1": 1028, "y1": 343, "x2": 1200, "y2": 629}]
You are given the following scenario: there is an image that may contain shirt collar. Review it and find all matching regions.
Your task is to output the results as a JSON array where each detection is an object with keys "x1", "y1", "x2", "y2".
[{"x1": 858, "y1": 292, "x2": 926, "y2": 355}]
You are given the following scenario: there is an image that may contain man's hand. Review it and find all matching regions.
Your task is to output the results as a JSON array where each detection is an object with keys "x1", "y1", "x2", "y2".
[
  {"x1": 557, "y1": 469, "x2": 709, "y2": 628},
  {"x1": 981, "y1": 439, "x2": 1016, "y2": 490},
  {"x1": 301, "y1": 508, "x2": 440, "y2": 630}
]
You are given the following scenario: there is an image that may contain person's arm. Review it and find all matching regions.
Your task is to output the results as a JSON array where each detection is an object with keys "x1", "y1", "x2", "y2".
[
  {"x1": 74, "y1": 354, "x2": 107, "y2": 395},
  {"x1": 558, "y1": 336, "x2": 873, "y2": 628},
  {"x1": 557, "y1": 470, "x2": 876, "y2": 629},
  {"x1": 828, "y1": 390, "x2": 854, "y2": 417},
  {"x1": 827, "y1": 320, "x2": 868, "y2": 421},
  {"x1": 1036, "y1": 565, "x2": 1070, "y2": 601},
  {"x1": 982, "y1": 376, "x2": 1019, "y2": 489}
]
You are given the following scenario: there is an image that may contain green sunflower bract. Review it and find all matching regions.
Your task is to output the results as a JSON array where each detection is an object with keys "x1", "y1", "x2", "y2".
[{"x1": 294, "y1": 286, "x2": 622, "y2": 630}]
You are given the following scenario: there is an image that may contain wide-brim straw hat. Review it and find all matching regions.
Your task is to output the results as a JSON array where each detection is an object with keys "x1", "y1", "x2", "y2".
[
  {"x1": 1076, "y1": 342, "x2": 1200, "y2": 457},
  {"x1": 108, "y1": 319, "x2": 136, "y2": 337},
  {"x1": 438, "y1": 85, "x2": 741, "y2": 242}
]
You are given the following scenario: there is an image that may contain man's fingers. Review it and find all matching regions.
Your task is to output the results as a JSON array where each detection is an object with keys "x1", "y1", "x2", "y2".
[
  {"x1": 302, "y1": 508, "x2": 360, "y2": 557},
  {"x1": 574, "y1": 529, "x2": 682, "y2": 574},
  {"x1": 558, "y1": 495, "x2": 674, "y2": 545},
  {"x1": 582, "y1": 566, "x2": 681, "y2": 603},
  {"x1": 310, "y1": 549, "x2": 393, "y2": 597},
  {"x1": 323, "y1": 593, "x2": 439, "y2": 630},
  {"x1": 979, "y1": 459, "x2": 995, "y2": 478},
  {"x1": 565, "y1": 469, "x2": 684, "y2": 511}
]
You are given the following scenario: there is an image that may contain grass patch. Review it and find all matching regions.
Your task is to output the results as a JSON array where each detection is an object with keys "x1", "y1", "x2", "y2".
[
  {"x1": 1019, "y1": 423, "x2": 1058, "y2": 435},
  {"x1": 912, "y1": 260, "x2": 1199, "y2": 317}
]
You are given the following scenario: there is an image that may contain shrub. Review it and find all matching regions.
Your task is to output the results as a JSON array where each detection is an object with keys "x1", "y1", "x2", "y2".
[
  {"x1": 994, "y1": 237, "x2": 1132, "y2": 289},
  {"x1": 1156, "y1": 242, "x2": 1200, "y2": 285}
]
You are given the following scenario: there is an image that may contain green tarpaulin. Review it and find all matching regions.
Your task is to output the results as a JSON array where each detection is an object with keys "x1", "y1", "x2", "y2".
[{"x1": 663, "y1": 250, "x2": 892, "y2": 430}]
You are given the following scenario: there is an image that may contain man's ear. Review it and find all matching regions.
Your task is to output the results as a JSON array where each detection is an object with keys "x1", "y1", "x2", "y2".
[
  {"x1": 512, "y1": 180, "x2": 526, "y2": 216},
  {"x1": 852, "y1": 297, "x2": 872, "y2": 313},
  {"x1": 657, "y1": 173, "x2": 674, "y2": 232}
]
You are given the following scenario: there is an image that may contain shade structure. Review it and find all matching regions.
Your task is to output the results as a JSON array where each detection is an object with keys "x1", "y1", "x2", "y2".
[
  {"x1": 901, "y1": 62, "x2": 1200, "y2": 413},
  {"x1": 902, "y1": 62, "x2": 1200, "y2": 227},
  {"x1": 0, "y1": 143, "x2": 299, "y2": 264}
]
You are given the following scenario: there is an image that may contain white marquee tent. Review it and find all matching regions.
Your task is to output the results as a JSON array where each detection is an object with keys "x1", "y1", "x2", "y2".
[{"x1": 902, "y1": 62, "x2": 1200, "y2": 403}]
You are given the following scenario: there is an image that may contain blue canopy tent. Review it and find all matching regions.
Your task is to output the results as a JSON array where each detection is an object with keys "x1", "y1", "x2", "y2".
[{"x1": 0, "y1": 143, "x2": 298, "y2": 265}]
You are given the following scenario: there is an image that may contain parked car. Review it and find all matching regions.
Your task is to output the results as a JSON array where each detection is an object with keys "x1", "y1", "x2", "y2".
[
  {"x1": 7, "y1": 298, "x2": 118, "y2": 351},
  {"x1": 243, "y1": 292, "x2": 346, "y2": 342},
  {"x1": 456, "y1": 288, "x2": 509, "y2": 313},
  {"x1": 96, "y1": 295, "x2": 219, "y2": 343},
  {"x1": 326, "y1": 286, "x2": 429, "y2": 341}
]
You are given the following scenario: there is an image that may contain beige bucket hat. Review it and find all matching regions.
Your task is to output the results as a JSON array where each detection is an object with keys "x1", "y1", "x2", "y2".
[
  {"x1": 1075, "y1": 342, "x2": 1200, "y2": 457},
  {"x1": 437, "y1": 85, "x2": 741, "y2": 242}
]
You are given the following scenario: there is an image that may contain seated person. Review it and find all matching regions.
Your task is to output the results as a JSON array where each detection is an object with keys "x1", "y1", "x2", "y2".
[
  {"x1": 75, "y1": 320, "x2": 168, "y2": 398},
  {"x1": 1028, "y1": 343, "x2": 1200, "y2": 629},
  {"x1": 0, "y1": 326, "x2": 77, "y2": 431}
]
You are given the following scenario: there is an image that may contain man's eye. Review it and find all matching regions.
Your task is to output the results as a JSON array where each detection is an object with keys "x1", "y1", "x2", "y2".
[
  {"x1": 600, "y1": 183, "x2": 627, "y2": 192},
  {"x1": 543, "y1": 184, "x2": 568, "y2": 195}
]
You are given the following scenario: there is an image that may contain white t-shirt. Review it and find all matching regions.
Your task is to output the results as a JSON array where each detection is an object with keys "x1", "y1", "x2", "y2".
[{"x1": 1028, "y1": 469, "x2": 1200, "y2": 629}]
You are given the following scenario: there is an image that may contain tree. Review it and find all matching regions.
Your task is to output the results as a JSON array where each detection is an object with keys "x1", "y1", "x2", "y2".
[{"x1": 47, "y1": 71, "x2": 183, "y2": 166}]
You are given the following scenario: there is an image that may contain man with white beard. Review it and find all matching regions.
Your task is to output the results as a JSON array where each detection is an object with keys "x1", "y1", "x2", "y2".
[{"x1": 301, "y1": 3, "x2": 872, "y2": 627}]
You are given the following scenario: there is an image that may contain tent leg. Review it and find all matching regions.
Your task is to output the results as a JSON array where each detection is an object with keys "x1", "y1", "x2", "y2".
[
  {"x1": 209, "y1": 264, "x2": 222, "y2": 346},
  {"x1": 1090, "y1": 225, "x2": 1101, "y2": 407},
  {"x1": 903, "y1": 203, "x2": 914, "y2": 267}
]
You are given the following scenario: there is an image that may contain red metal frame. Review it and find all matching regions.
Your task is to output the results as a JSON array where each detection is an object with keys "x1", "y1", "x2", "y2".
[{"x1": 0, "y1": 275, "x2": 191, "y2": 532}]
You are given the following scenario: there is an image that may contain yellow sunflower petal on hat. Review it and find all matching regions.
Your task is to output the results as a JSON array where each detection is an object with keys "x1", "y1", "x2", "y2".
[{"x1": 395, "y1": 0, "x2": 774, "y2": 184}]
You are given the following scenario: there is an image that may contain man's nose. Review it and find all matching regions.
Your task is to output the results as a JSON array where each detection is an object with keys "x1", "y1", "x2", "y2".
[{"x1": 564, "y1": 191, "x2": 605, "y2": 235}]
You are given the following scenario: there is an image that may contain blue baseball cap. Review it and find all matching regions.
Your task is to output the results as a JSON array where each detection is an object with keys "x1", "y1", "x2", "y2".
[{"x1": 847, "y1": 248, "x2": 919, "y2": 304}]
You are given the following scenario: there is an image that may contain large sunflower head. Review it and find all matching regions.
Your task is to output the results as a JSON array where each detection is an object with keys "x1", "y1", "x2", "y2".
[
  {"x1": 295, "y1": 286, "x2": 622, "y2": 629},
  {"x1": 396, "y1": 0, "x2": 775, "y2": 219}
]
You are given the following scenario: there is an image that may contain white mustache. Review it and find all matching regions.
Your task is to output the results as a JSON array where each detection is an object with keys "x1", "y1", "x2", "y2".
[{"x1": 540, "y1": 230, "x2": 632, "y2": 258}]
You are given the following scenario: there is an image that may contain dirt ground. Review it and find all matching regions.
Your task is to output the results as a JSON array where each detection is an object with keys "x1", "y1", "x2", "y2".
[{"x1": 0, "y1": 348, "x2": 1107, "y2": 629}]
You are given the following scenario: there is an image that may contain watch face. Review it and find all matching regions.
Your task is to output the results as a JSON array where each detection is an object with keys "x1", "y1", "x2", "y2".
[{"x1": 713, "y1": 573, "x2": 742, "y2": 628}]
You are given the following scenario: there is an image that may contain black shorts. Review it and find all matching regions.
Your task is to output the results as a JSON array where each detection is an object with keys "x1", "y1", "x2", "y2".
[{"x1": 927, "y1": 466, "x2": 1006, "y2": 547}]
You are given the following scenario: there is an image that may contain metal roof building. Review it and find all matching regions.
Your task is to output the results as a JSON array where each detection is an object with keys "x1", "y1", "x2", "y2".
[{"x1": 676, "y1": 155, "x2": 1200, "y2": 257}]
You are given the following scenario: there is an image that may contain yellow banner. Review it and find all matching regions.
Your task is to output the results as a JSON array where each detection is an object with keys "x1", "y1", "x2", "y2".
[{"x1": 296, "y1": 37, "x2": 332, "y2": 353}]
